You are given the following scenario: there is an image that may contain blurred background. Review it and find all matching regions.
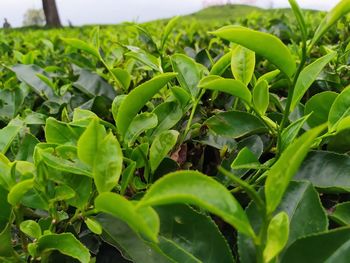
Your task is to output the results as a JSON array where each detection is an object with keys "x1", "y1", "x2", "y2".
[{"x1": 0, "y1": 0, "x2": 339, "y2": 28}]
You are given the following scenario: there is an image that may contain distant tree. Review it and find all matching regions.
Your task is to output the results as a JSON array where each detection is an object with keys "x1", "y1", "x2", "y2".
[
  {"x1": 3, "y1": 18, "x2": 11, "y2": 29},
  {"x1": 23, "y1": 9, "x2": 45, "y2": 26},
  {"x1": 42, "y1": 0, "x2": 61, "y2": 27}
]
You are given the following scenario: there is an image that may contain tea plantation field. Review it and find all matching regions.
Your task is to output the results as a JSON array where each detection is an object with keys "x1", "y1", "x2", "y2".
[{"x1": 0, "y1": 1, "x2": 350, "y2": 262}]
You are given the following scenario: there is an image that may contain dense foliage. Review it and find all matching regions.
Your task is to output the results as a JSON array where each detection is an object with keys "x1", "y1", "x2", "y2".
[{"x1": 0, "y1": 1, "x2": 350, "y2": 262}]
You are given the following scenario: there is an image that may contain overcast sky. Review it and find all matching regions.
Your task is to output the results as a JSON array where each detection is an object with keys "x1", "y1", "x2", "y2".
[{"x1": 0, "y1": 0, "x2": 340, "y2": 27}]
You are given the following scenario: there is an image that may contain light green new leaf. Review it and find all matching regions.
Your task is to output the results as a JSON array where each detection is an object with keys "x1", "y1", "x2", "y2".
[
  {"x1": 111, "y1": 68, "x2": 131, "y2": 90},
  {"x1": 125, "y1": 113, "x2": 158, "y2": 146},
  {"x1": 161, "y1": 16, "x2": 180, "y2": 50},
  {"x1": 116, "y1": 73, "x2": 177, "y2": 137},
  {"x1": 291, "y1": 52, "x2": 336, "y2": 111},
  {"x1": 77, "y1": 118, "x2": 106, "y2": 167},
  {"x1": 328, "y1": 86, "x2": 350, "y2": 132},
  {"x1": 93, "y1": 133, "x2": 123, "y2": 193},
  {"x1": 36, "y1": 233, "x2": 90, "y2": 263},
  {"x1": 199, "y1": 76, "x2": 252, "y2": 104},
  {"x1": 171, "y1": 54, "x2": 201, "y2": 98},
  {"x1": 265, "y1": 124, "x2": 326, "y2": 214},
  {"x1": 231, "y1": 44, "x2": 255, "y2": 86},
  {"x1": 280, "y1": 114, "x2": 310, "y2": 152},
  {"x1": 263, "y1": 212, "x2": 290, "y2": 263},
  {"x1": 20, "y1": 220, "x2": 41, "y2": 239},
  {"x1": 150, "y1": 130, "x2": 179, "y2": 173},
  {"x1": 138, "y1": 170, "x2": 255, "y2": 238},
  {"x1": 125, "y1": 50, "x2": 161, "y2": 72},
  {"x1": 7, "y1": 179, "x2": 34, "y2": 206},
  {"x1": 45, "y1": 117, "x2": 85, "y2": 145},
  {"x1": 0, "y1": 120, "x2": 23, "y2": 154},
  {"x1": 253, "y1": 80, "x2": 269, "y2": 115},
  {"x1": 310, "y1": 0, "x2": 350, "y2": 48},
  {"x1": 61, "y1": 38, "x2": 100, "y2": 58},
  {"x1": 95, "y1": 192, "x2": 159, "y2": 242},
  {"x1": 210, "y1": 51, "x2": 232, "y2": 76},
  {"x1": 212, "y1": 25, "x2": 296, "y2": 78},
  {"x1": 288, "y1": 0, "x2": 307, "y2": 42},
  {"x1": 85, "y1": 217, "x2": 102, "y2": 235}
]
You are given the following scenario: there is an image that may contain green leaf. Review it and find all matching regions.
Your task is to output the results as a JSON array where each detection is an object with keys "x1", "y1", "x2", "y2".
[
  {"x1": 96, "y1": 213, "x2": 170, "y2": 263},
  {"x1": 310, "y1": 0, "x2": 350, "y2": 48},
  {"x1": 161, "y1": 16, "x2": 180, "y2": 50},
  {"x1": 199, "y1": 76, "x2": 252, "y2": 104},
  {"x1": 231, "y1": 44, "x2": 255, "y2": 86},
  {"x1": 231, "y1": 147, "x2": 259, "y2": 169},
  {"x1": 111, "y1": 68, "x2": 131, "y2": 90},
  {"x1": 280, "y1": 114, "x2": 310, "y2": 152},
  {"x1": 138, "y1": 170, "x2": 255, "y2": 238},
  {"x1": 150, "y1": 130, "x2": 179, "y2": 173},
  {"x1": 253, "y1": 80, "x2": 269, "y2": 115},
  {"x1": 7, "y1": 179, "x2": 34, "y2": 206},
  {"x1": 281, "y1": 227, "x2": 350, "y2": 263},
  {"x1": 212, "y1": 25, "x2": 296, "y2": 78},
  {"x1": 126, "y1": 49, "x2": 161, "y2": 72},
  {"x1": 95, "y1": 192, "x2": 159, "y2": 242},
  {"x1": 210, "y1": 51, "x2": 232, "y2": 76},
  {"x1": 20, "y1": 220, "x2": 41, "y2": 239},
  {"x1": 45, "y1": 118, "x2": 85, "y2": 145},
  {"x1": 291, "y1": 52, "x2": 336, "y2": 111},
  {"x1": 328, "y1": 86, "x2": 350, "y2": 131},
  {"x1": 329, "y1": 202, "x2": 350, "y2": 226},
  {"x1": 265, "y1": 124, "x2": 326, "y2": 214},
  {"x1": 295, "y1": 151, "x2": 350, "y2": 192},
  {"x1": 85, "y1": 217, "x2": 102, "y2": 235},
  {"x1": 304, "y1": 91, "x2": 338, "y2": 128},
  {"x1": 62, "y1": 37, "x2": 100, "y2": 58},
  {"x1": 171, "y1": 54, "x2": 201, "y2": 98},
  {"x1": 0, "y1": 121, "x2": 22, "y2": 154},
  {"x1": 116, "y1": 73, "x2": 177, "y2": 137},
  {"x1": 125, "y1": 113, "x2": 158, "y2": 146},
  {"x1": 288, "y1": 0, "x2": 307, "y2": 41},
  {"x1": 36, "y1": 233, "x2": 90, "y2": 263},
  {"x1": 205, "y1": 111, "x2": 267, "y2": 138},
  {"x1": 263, "y1": 212, "x2": 289, "y2": 262},
  {"x1": 0, "y1": 187, "x2": 14, "y2": 257},
  {"x1": 156, "y1": 204, "x2": 235, "y2": 263},
  {"x1": 77, "y1": 118, "x2": 106, "y2": 167},
  {"x1": 238, "y1": 181, "x2": 328, "y2": 263},
  {"x1": 93, "y1": 133, "x2": 123, "y2": 193}
]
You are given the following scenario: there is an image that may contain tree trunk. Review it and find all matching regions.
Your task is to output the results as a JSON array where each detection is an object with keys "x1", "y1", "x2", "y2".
[{"x1": 42, "y1": 0, "x2": 61, "y2": 27}]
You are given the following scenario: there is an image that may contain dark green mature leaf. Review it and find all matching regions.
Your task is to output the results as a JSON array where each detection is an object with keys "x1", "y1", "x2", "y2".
[
  {"x1": 138, "y1": 170, "x2": 255, "y2": 238},
  {"x1": 36, "y1": 233, "x2": 90, "y2": 263},
  {"x1": 150, "y1": 130, "x2": 179, "y2": 173},
  {"x1": 295, "y1": 151, "x2": 350, "y2": 192},
  {"x1": 212, "y1": 26, "x2": 296, "y2": 78},
  {"x1": 310, "y1": 0, "x2": 350, "y2": 48},
  {"x1": 116, "y1": 73, "x2": 177, "y2": 137},
  {"x1": 171, "y1": 54, "x2": 201, "y2": 98},
  {"x1": 156, "y1": 205, "x2": 235, "y2": 263},
  {"x1": 73, "y1": 69, "x2": 117, "y2": 101},
  {"x1": 238, "y1": 181, "x2": 328, "y2": 263},
  {"x1": 199, "y1": 76, "x2": 251, "y2": 104},
  {"x1": 291, "y1": 52, "x2": 336, "y2": 111},
  {"x1": 231, "y1": 44, "x2": 255, "y2": 86},
  {"x1": 265, "y1": 125, "x2": 326, "y2": 214},
  {"x1": 96, "y1": 213, "x2": 171, "y2": 263},
  {"x1": 329, "y1": 202, "x2": 350, "y2": 226},
  {"x1": 328, "y1": 86, "x2": 350, "y2": 131},
  {"x1": 205, "y1": 111, "x2": 267, "y2": 138},
  {"x1": 95, "y1": 192, "x2": 159, "y2": 243},
  {"x1": 304, "y1": 91, "x2": 338, "y2": 128},
  {"x1": 281, "y1": 227, "x2": 350, "y2": 263}
]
